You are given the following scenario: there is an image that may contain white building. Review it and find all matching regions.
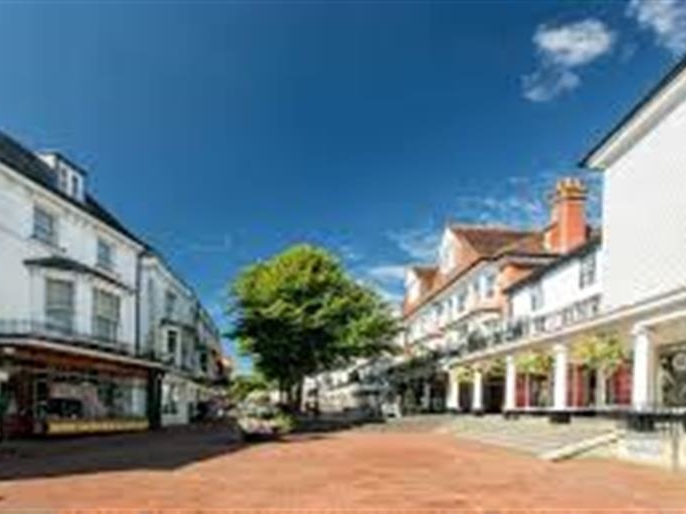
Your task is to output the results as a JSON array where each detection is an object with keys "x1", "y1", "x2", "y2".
[
  {"x1": 395, "y1": 178, "x2": 590, "y2": 414},
  {"x1": 139, "y1": 253, "x2": 224, "y2": 426},
  {"x1": 0, "y1": 131, "x2": 226, "y2": 436},
  {"x1": 441, "y1": 55, "x2": 686, "y2": 436}
]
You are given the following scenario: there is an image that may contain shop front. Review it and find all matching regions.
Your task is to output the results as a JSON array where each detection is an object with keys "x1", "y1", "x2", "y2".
[{"x1": 0, "y1": 344, "x2": 160, "y2": 437}]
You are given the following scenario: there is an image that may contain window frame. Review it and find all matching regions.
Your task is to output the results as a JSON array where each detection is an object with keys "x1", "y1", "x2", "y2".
[
  {"x1": 530, "y1": 283, "x2": 544, "y2": 312},
  {"x1": 45, "y1": 278, "x2": 75, "y2": 333},
  {"x1": 483, "y1": 271, "x2": 497, "y2": 299},
  {"x1": 33, "y1": 205, "x2": 58, "y2": 246},
  {"x1": 92, "y1": 288, "x2": 121, "y2": 342},
  {"x1": 96, "y1": 238, "x2": 115, "y2": 271},
  {"x1": 164, "y1": 290, "x2": 177, "y2": 319},
  {"x1": 579, "y1": 252, "x2": 597, "y2": 289}
]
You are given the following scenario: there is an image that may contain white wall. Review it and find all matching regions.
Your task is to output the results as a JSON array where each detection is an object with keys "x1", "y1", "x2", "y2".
[
  {"x1": 139, "y1": 257, "x2": 196, "y2": 362},
  {"x1": 0, "y1": 164, "x2": 140, "y2": 348},
  {"x1": 510, "y1": 245, "x2": 603, "y2": 320},
  {"x1": 602, "y1": 97, "x2": 686, "y2": 309}
]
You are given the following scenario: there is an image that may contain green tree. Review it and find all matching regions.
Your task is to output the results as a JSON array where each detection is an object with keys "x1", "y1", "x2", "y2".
[
  {"x1": 229, "y1": 244, "x2": 398, "y2": 410},
  {"x1": 573, "y1": 332, "x2": 626, "y2": 374},
  {"x1": 228, "y1": 373, "x2": 270, "y2": 404}
]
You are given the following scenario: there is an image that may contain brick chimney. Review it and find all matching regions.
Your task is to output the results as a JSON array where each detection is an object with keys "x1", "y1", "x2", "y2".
[{"x1": 546, "y1": 178, "x2": 588, "y2": 253}]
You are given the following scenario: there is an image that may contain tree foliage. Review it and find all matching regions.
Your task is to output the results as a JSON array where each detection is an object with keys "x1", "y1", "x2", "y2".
[
  {"x1": 572, "y1": 332, "x2": 625, "y2": 374},
  {"x1": 228, "y1": 373, "x2": 270, "y2": 404},
  {"x1": 453, "y1": 365, "x2": 473, "y2": 382},
  {"x1": 515, "y1": 350, "x2": 553, "y2": 376},
  {"x1": 229, "y1": 244, "x2": 399, "y2": 407},
  {"x1": 482, "y1": 357, "x2": 506, "y2": 378}
]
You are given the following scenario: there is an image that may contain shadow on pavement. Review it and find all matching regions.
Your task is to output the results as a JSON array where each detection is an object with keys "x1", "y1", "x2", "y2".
[
  {"x1": 0, "y1": 415, "x2": 384, "y2": 482},
  {"x1": 0, "y1": 425, "x2": 248, "y2": 482}
]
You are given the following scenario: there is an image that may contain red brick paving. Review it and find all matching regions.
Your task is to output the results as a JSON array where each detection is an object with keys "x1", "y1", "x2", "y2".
[{"x1": 1, "y1": 428, "x2": 686, "y2": 512}]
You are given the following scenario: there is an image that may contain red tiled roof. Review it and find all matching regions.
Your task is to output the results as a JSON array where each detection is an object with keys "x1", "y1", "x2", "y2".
[
  {"x1": 449, "y1": 225, "x2": 540, "y2": 257},
  {"x1": 403, "y1": 225, "x2": 556, "y2": 318}
]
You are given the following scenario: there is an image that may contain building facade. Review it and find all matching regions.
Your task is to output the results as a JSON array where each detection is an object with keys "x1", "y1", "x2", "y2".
[
  {"x1": 139, "y1": 253, "x2": 226, "y2": 426},
  {"x1": 425, "y1": 55, "x2": 686, "y2": 433},
  {"x1": 395, "y1": 178, "x2": 590, "y2": 414},
  {"x1": 0, "y1": 132, "x2": 225, "y2": 437}
]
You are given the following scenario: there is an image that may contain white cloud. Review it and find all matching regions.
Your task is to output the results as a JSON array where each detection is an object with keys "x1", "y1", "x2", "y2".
[
  {"x1": 366, "y1": 264, "x2": 407, "y2": 285},
  {"x1": 337, "y1": 244, "x2": 362, "y2": 263},
  {"x1": 387, "y1": 228, "x2": 440, "y2": 262},
  {"x1": 534, "y1": 19, "x2": 616, "y2": 67},
  {"x1": 356, "y1": 275, "x2": 404, "y2": 309},
  {"x1": 523, "y1": 67, "x2": 580, "y2": 102},
  {"x1": 627, "y1": 0, "x2": 686, "y2": 56},
  {"x1": 453, "y1": 170, "x2": 602, "y2": 228},
  {"x1": 523, "y1": 19, "x2": 615, "y2": 102}
]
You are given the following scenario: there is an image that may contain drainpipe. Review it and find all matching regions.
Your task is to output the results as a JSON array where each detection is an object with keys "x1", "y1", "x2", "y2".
[{"x1": 134, "y1": 250, "x2": 143, "y2": 357}]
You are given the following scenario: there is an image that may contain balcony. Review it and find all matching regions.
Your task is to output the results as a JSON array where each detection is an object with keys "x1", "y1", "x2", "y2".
[
  {"x1": 453, "y1": 294, "x2": 603, "y2": 359},
  {"x1": 508, "y1": 294, "x2": 602, "y2": 343},
  {"x1": 0, "y1": 318, "x2": 143, "y2": 359}
]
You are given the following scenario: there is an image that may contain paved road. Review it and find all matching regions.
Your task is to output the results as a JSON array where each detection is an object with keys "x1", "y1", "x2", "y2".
[{"x1": 1, "y1": 425, "x2": 686, "y2": 511}]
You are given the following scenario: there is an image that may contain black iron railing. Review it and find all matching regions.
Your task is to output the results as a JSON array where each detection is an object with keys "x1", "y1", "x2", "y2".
[{"x1": 0, "y1": 318, "x2": 143, "y2": 359}]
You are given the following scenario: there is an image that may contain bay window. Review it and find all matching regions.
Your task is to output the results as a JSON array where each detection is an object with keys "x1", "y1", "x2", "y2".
[
  {"x1": 93, "y1": 288, "x2": 121, "y2": 342},
  {"x1": 45, "y1": 278, "x2": 75, "y2": 332}
]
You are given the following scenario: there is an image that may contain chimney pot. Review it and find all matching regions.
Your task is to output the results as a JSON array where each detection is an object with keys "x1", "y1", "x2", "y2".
[{"x1": 547, "y1": 177, "x2": 588, "y2": 253}]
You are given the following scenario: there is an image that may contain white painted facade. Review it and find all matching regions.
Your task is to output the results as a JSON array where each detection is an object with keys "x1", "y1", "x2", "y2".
[
  {"x1": 588, "y1": 65, "x2": 686, "y2": 310},
  {"x1": 0, "y1": 158, "x2": 141, "y2": 352},
  {"x1": 0, "y1": 133, "x2": 226, "y2": 433},
  {"x1": 139, "y1": 254, "x2": 223, "y2": 426},
  {"x1": 508, "y1": 242, "x2": 603, "y2": 337}
]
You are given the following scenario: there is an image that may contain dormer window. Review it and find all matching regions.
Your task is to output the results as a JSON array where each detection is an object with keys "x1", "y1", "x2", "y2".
[
  {"x1": 58, "y1": 168, "x2": 68, "y2": 192},
  {"x1": 70, "y1": 174, "x2": 81, "y2": 199},
  {"x1": 483, "y1": 271, "x2": 497, "y2": 299},
  {"x1": 97, "y1": 238, "x2": 114, "y2": 271},
  {"x1": 33, "y1": 206, "x2": 57, "y2": 245},
  {"x1": 38, "y1": 152, "x2": 87, "y2": 202}
]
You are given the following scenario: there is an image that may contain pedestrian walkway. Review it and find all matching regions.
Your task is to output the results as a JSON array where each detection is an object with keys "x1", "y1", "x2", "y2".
[
  {"x1": 441, "y1": 414, "x2": 618, "y2": 457},
  {"x1": 3, "y1": 427, "x2": 686, "y2": 511}
]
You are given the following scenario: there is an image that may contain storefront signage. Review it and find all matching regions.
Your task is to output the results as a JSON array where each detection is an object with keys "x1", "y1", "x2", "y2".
[{"x1": 46, "y1": 418, "x2": 149, "y2": 435}]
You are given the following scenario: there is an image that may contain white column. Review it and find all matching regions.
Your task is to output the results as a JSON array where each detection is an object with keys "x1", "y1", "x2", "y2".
[
  {"x1": 422, "y1": 381, "x2": 431, "y2": 410},
  {"x1": 446, "y1": 371, "x2": 460, "y2": 411},
  {"x1": 553, "y1": 344, "x2": 568, "y2": 411},
  {"x1": 632, "y1": 326, "x2": 655, "y2": 410},
  {"x1": 472, "y1": 368, "x2": 483, "y2": 412},
  {"x1": 504, "y1": 355, "x2": 517, "y2": 411},
  {"x1": 596, "y1": 368, "x2": 607, "y2": 407}
]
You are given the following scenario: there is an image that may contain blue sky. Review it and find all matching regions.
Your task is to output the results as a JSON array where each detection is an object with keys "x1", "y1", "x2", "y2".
[{"x1": 0, "y1": 1, "x2": 684, "y2": 371}]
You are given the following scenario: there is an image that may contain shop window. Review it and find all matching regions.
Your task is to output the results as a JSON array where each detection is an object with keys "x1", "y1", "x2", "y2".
[
  {"x1": 45, "y1": 278, "x2": 75, "y2": 332},
  {"x1": 162, "y1": 382, "x2": 179, "y2": 415},
  {"x1": 92, "y1": 288, "x2": 121, "y2": 342},
  {"x1": 35, "y1": 371, "x2": 145, "y2": 421},
  {"x1": 660, "y1": 344, "x2": 686, "y2": 407}
]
